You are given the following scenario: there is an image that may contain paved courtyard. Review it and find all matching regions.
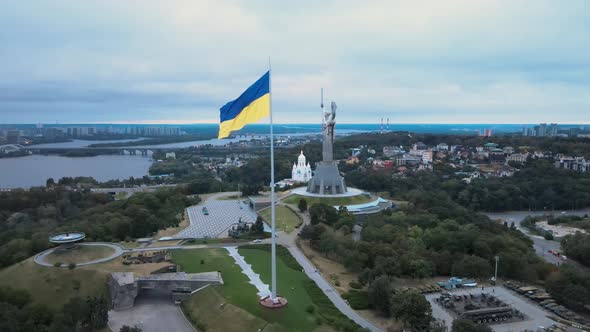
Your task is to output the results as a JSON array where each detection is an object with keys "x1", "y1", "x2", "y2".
[
  {"x1": 426, "y1": 286, "x2": 557, "y2": 332},
  {"x1": 108, "y1": 290, "x2": 194, "y2": 332},
  {"x1": 173, "y1": 199, "x2": 258, "y2": 239}
]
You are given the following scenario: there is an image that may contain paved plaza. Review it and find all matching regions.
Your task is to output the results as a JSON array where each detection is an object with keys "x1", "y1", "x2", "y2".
[
  {"x1": 426, "y1": 286, "x2": 557, "y2": 332},
  {"x1": 173, "y1": 199, "x2": 258, "y2": 239},
  {"x1": 108, "y1": 290, "x2": 194, "y2": 332}
]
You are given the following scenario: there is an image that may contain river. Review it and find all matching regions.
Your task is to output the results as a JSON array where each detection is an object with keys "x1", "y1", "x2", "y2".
[
  {"x1": 30, "y1": 137, "x2": 254, "y2": 149},
  {"x1": 0, "y1": 154, "x2": 152, "y2": 188}
]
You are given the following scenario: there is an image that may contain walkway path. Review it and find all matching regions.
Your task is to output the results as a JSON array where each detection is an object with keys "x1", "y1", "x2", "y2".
[
  {"x1": 226, "y1": 247, "x2": 271, "y2": 298},
  {"x1": 275, "y1": 209, "x2": 383, "y2": 332},
  {"x1": 34, "y1": 242, "x2": 125, "y2": 267}
]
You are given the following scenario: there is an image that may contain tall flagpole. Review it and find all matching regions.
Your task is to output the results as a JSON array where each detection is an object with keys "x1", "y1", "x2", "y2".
[{"x1": 268, "y1": 57, "x2": 277, "y2": 300}]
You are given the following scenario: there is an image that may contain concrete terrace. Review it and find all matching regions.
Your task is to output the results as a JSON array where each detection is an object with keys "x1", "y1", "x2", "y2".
[{"x1": 173, "y1": 199, "x2": 258, "y2": 239}]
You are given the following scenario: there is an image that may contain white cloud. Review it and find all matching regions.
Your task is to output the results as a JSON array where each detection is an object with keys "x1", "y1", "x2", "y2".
[{"x1": 0, "y1": 0, "x2": 588, "y2": 123}]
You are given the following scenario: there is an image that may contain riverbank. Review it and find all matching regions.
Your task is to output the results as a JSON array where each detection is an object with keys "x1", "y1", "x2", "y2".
[{"x1": 0, "y1": 154, "x2": 152, "y2": 188}]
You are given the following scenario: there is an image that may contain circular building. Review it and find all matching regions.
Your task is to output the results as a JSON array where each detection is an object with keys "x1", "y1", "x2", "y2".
[{"x1": 49, "y1": 232, "x2": 86, "y2": 250}]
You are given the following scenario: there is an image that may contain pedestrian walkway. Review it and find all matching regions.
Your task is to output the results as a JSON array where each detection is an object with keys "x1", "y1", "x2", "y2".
[
  {"x1": 225, "y1": 247, "x2": 271, "y2": 298},
  {"x1": 34, "y1": 242, "x2": 124, "y2": 267}
]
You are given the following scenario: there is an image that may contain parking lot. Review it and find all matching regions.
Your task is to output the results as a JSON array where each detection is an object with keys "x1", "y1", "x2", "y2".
[{"x1": 426, "y1": 286, "x2": 557, "y2": 332}]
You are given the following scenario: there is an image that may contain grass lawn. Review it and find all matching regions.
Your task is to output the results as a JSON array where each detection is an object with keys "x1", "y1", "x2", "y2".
[
  {"x1": 173, "y1": 248, "x2": 346, "y2": 332},
  {"x1": 238, "y1": 248, "x2": 318, "y2": 331},
  {"x1": 0, "y1": 259, "x2": 110, "y2": 308},
  {"x1": 0, "y1": 255, "x2": 172, "y2": 310},
  {"x1": 183, "y1": 286, "x2": 283, "y2": 332},
  {"x1": 172, "y1": 249, "x2": 261, "y2": 311},
  {"x1": 258, "y1": 205, "x2": 302, "y2": 233},
  {"x1": 118, "y1": 241, "x2": 141, "y2": 249},
  {"x1": 283, "y1": 193, "x2": 374, "y2": 206},
  {"x1": 44, "y1": 245, "x2": 115, "y2": 265}
]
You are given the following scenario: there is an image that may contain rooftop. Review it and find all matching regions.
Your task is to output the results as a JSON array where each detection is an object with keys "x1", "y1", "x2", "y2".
[{"x1": 48, "y1": 232, "x2": 86, "y2": 243}]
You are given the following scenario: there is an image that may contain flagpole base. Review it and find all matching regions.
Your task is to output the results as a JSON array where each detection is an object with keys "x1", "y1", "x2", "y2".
[{"x1": 259, "y1": 295, "x2": 288, "y2": 309}]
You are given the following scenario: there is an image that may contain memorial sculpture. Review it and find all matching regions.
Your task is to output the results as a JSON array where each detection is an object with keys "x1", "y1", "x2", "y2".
[{"x1": 306, "y1": 90, "x2": 348, "y2": 195}]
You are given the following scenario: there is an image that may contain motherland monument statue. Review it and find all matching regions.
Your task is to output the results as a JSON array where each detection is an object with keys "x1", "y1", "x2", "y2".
[
  {"x1": 322, "y1": 101, "x2": 337, "y2": 162},
  {"x1": 307, "y1": 90, "x2": 348, "y2": 195}
]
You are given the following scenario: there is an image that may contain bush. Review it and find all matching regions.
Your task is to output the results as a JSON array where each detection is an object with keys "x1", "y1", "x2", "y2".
[
  {"x1": 298, "y1": 198, "x2": 308, "y2": 212},
  {"x1": 306, "y1": 304, "x2": 315, "y2": 314},
  {"x1": 68, "y1": 263, "x2": 76, "y2": 270},
  {"x1": 342, "y1": 290, "x2": 369, "y2": 310},
  {"x1": 349, "y1": 281, "x2": 362, "y2": 289},
  {"x1": 544, "y1": 232, "x2": 554, "y2": 240},
  {"x1": 54, "y1": 261, "x2": 62, "y2": 267},
  {"x1": 302, "y1": 280, "x2": 360, "y2": 329},
  {"x1": 195, "y1": 322, "x2": 207, "y2": 332},
  {"x1": 315, "y1": 317, "x2": 323, "y2": 325}
]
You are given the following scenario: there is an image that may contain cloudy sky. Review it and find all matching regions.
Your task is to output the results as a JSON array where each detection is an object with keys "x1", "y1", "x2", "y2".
[{"x1": 0, "y1": 0, "x2": 589, "y2": 124}]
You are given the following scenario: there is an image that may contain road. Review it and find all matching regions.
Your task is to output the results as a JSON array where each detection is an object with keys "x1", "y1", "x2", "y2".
[
  {"x1": 485, "y1": 209, "x2": 590, "y2": 266},
  {"x1": 273, "y1": 206, "x2": 383, "y2": 332}
]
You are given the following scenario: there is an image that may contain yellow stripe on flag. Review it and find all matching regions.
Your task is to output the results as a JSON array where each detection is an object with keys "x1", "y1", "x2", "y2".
[{"x1": 218, "y1": 93, "x2": 270, "y2": 139}]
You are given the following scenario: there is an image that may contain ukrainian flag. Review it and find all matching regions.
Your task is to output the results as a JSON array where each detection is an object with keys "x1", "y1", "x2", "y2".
[{"x1": 218, "y1": 71, "x2": 270, "y2": 139}]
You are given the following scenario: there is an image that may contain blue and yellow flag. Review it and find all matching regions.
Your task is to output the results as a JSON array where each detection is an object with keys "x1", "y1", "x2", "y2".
[{"x1": 218, "y1": 71, "x2": 270, "y2": 139}]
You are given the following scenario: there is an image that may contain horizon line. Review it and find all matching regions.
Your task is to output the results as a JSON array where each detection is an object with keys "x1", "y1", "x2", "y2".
[{"x1": 2, "y1": 122, "x2": 589, "y2": 126}]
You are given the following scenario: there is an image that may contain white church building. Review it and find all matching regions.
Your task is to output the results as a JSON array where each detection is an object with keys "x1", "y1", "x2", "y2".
[{"x1": 292, "y1": 151, "x2": 312, "y2": 182}]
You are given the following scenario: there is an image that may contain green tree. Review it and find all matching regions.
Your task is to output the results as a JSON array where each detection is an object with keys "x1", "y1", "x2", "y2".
[
  {"x1": 368, "y1": 275, "x2": 393, "y2": 317},
  {"x1": 390, "y1": 290, "x2": 432, "y2": 331},
  {"x1": 250, "y1": 216, "x2": 265, "y2": 235},
  {"x1": 309, "y1": 203, "x2": 339, "y2": 226},
  {"x1": 298, "y1": 198, "x2": 308, "y2": 212},
  {"x1": 62, "y1": 296, "x2": 90, "y2": 330},
  {"x1": 86, "y1": 296, "x2": 109, "y2": 329},
  {"x1": 451, "y1": 255, "x2": 491, "y2": 278}
]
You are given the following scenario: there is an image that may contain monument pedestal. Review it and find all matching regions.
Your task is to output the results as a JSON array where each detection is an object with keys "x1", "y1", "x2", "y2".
[
  {"x1": 259, "y1": 295, "x2": 288, "y2": 308},
  {"x1": 306, "y1": 162, "x2": 347, "y2": 195}
]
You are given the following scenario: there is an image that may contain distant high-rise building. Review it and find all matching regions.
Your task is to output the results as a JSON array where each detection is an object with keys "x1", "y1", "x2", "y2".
[
  {"x1": 6, "y1": 130, "x2": 21, "y2": 144},
  {"x1": 538, "y1": 123, "x2": 547, "y2": 137},
  {"x1": 548, "y1": 123, "x2": 558, "y2": 136},
  {"x1": 522, "y1": 123, "x2": 560, "y2": 137}
]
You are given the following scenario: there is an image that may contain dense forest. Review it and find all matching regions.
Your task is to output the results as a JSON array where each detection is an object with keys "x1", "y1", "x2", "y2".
[
  {"x1": 301, "y1": 193, "x2": 548, "y2": 284},
  {"x1": 0, "y1": 286, "x2": 108, "y2": 332},
  {"x1": 0, "y1": 186, "x2": 194, "y2": 267}
]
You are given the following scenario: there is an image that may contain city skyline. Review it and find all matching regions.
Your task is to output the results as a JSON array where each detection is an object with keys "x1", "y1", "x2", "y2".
[{"x1": 1, "y1": 1, "x2": 589, "y2": 124}]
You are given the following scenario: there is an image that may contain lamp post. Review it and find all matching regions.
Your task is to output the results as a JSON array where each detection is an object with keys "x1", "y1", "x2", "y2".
[{"x1": 494, "y1": 256, "x2": 500, "y2": 284}]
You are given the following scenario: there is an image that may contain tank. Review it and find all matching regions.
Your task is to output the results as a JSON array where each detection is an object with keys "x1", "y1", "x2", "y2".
[{"x1": 460, "y1": 306, "x2": 514, "y2": 324}]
